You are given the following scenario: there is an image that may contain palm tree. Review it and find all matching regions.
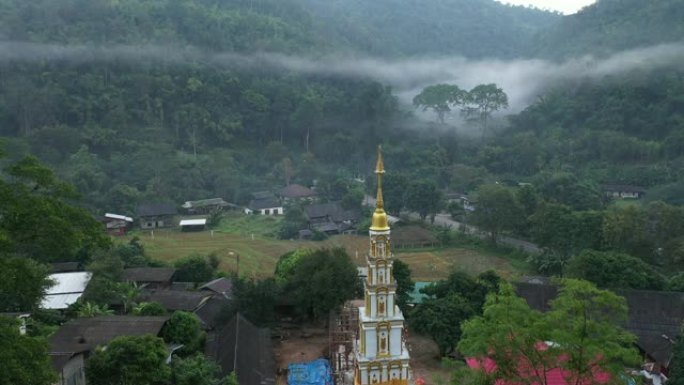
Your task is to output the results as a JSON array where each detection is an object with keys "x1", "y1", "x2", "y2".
[
  {"x1": 77, "y1": 302, "x2": 114, "y2": 317},
  {"x1": 119, "y1": 282, "x2": 140, "y2": 314}
]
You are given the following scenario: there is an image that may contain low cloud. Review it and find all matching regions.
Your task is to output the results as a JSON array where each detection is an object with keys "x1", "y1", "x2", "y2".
[{"x1": 2, "y1": 41, "x2": 683, "y2": 112}]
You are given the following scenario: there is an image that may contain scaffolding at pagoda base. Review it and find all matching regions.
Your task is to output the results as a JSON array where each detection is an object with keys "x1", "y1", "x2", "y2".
[{"x1": 329, "y1": 300, "x2": 361, "y2": 385}]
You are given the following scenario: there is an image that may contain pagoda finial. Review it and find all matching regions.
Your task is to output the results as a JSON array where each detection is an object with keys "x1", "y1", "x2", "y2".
[{"x1": 370, "y1": 145, "x2": 390, "y2": 231}]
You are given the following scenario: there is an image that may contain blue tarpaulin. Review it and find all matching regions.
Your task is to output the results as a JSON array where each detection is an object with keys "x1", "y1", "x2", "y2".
[{"x1": 287, "y1": 358, "x2": 333, "y2": 385}]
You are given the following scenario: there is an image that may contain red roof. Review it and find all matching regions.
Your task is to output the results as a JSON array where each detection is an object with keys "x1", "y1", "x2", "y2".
[{"x1": 466, "y1": 345, "x2": 611, "y2": 385}]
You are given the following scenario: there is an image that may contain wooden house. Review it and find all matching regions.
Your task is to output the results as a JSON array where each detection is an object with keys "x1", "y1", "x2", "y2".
[
  {"x1": 136, "y1": 203, "x2": 178, "y2": 229},
  {"x1": 49, "y1": 316, "x2": 169, "y2": 385}
]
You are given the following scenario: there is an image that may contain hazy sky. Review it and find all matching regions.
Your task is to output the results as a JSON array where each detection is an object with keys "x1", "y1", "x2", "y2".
[{"x1": 497, "y1": 0, "x2": 597, "y2": 15}]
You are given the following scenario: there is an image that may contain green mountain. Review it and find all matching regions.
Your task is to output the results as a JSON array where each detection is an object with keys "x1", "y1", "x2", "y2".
[
  {"x1": 291, "y1": 0, "x2": 559, "y2": 58},
  {"x1": 534, "y1": 0, "x2": 684, "y2": 59}
]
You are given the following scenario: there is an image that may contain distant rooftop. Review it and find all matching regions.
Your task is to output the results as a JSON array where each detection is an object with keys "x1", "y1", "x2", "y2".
[
  {"x1": 122, "y1": 267, "x2": 176, "y2": 284},
  {"x1": 280, "y1": 184, "x2": 317, "y2": 199},
  {"x1": 136, "y1": 203, "x2": 178, "y2": 217}
]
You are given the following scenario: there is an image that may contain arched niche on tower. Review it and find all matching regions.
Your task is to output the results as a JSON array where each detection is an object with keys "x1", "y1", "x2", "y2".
[
  {"x1": 389, "y1": 361, "x2": 403, "y2": 381},
  {"x1": 377, "y1": 321, "x2": 390, "y2": 356},
  {"x1": 376, "y1": 287, "x2": 388, "y2": 317},
  {"x1": 376, "y1": 235, "x2": 387, "y2": 258}
]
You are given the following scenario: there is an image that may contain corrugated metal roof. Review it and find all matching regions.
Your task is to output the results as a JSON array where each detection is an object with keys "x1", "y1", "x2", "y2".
[
  {"x1": 41, "y1": 293, "x2": 85, "y2": 310},
  {"x1": 46, "y1": 272, "x2": 92, "y2": 295},
  {"x1": 41, "y1": 272, "x2": 92, "y2": 310},
  {"x1": 105, "y1": 213, "x2": 133, "y2": 222},
  {"x1": 179, "y1": 218, "x2": 207, "y2": 226}
]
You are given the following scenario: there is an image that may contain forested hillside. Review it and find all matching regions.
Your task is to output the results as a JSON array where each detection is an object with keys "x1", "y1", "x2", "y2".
[
  {"x1": 1, "y1": 0, "x2": 684, "y2": 217},
  {"x1": 534, "y1": 0, "x2": 684, "y2": 58},
  {"x1": 291, "y1": 0, "x2": 559, "y2": 58},
  {"x1": 486, "y1": 68, "x2": 684, "y2": 203}
]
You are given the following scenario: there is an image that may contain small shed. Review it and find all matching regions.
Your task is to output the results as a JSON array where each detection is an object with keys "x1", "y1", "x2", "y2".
[
  {"x1": 180, "y1": 218, "x2": 207, "y2": 232},
  {"x1": 102, "y1": 213, "x2": 134, "y2": 235}
]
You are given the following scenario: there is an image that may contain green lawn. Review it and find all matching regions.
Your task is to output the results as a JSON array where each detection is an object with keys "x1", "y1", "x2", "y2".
[{"x1": 124, "y1": 214, "x2": 529, "y2": 280}]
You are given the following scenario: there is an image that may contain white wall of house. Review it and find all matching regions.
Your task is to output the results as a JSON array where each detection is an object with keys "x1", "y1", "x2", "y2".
[
  {"x1": 259, "y1": 207, "x2": 283, "y2": 215},
  {"x1": 245, "y1": 207, "x2": 283, "y2": 215}
]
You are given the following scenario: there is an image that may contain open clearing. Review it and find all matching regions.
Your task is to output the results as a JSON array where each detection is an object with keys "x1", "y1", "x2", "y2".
[{"x1": 125, "y1": 215, "x2": 523, "y2": 280}]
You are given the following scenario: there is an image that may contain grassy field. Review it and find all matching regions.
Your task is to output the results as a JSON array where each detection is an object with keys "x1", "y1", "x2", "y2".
[{"x1": 124, "y1": 214, "x2": 528, "y2": 281}]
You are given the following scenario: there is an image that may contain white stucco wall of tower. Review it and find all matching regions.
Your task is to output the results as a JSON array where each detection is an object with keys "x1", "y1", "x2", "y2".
[{"x1": 390, "y1": 326, "x2": 403, "y2": 356}]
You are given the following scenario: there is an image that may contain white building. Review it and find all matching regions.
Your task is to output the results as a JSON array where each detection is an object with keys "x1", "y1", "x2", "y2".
[{"x1": 355, "y1": 147, "x2": 411, "y2": 385}]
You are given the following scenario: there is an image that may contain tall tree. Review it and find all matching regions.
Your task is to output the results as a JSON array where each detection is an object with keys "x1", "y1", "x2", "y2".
[
  {"x1": 406, "y1": 180, "x2": 443, "y2": 221},
  {"x1": 162, "y1": 311, "x2": 203, "y2": 355},
  {"x1": 85, "y1": 335, "x2": 171, "y2": 385},
  {"x1": 393, "y1": 259, "x2": 415, "y2": 313},
  {"x1": 463, "y1": 84, "x2": 508, "y2": 137},
  {"x1": 458, "y1": 280, "x2": 639, "y2": 385},
  {"x1": 566, "y1": 250, "x2": 666, "y2": 290},
  {"x1": 413, "y1": 84, "x2": 466, "y2": 124},
  {"x1": 0, "y1": 255, "x2": 53, "y2": 312},
  {"x1": 0, "y1": 156, "x2": 110, "y2": 262},
  {"x1": 471, "y1": 184, "x2": 523, "y2": 242},
  {"x1": 411, "y1": 271, "x2": 500, "y2": 356},
  {"x1": 172, "y1": 354, "x2": 236, "y2": 385},
  {"x1": 0, "y1": 316, "x2": 57, "y2": 385},
  {"x1": 281, "y1": 248, "x2": 361, "y2": 320}
]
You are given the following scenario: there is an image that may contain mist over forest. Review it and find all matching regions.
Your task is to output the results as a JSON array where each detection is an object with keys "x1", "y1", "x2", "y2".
[
  {"x1": 5, "y1": 2, "x2": 684, "y2": 383},
  {"x1": 0, "y1": 0, "x2": 683, "y2": 213}
]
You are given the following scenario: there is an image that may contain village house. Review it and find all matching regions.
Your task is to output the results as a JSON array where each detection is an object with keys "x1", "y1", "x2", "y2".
[
  {"x1": 100, "y1": 213, "x2": 134, "y2": 235},
  {"x1": 278, "y1": 183, "x2": 318, "y2": 203},
  {"x1": 181, "y1": 198, "x2": 232, "y2": 214},
  {"x1": 304, "y1": 202, "x2": 361, "y2": 235},
  {"x1": 136, "y1": 202, "x2": 178, "y2": 229},
  {"x1": 603, "y1": 184, "x2": 646, "y2": 199},
  {"x1": 244, "y1": 191, "x2": 283, "y2": 215},
  {"x1": 49, "y1": 316, "x2": 169, "y2": 385}
]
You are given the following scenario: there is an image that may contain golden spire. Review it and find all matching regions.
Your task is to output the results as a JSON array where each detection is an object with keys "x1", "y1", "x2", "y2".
[{"x1": 370, "y1": 145, "x2": 390, "y2": 231}]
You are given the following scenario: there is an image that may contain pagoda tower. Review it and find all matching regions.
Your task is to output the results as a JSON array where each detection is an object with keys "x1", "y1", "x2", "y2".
[{"x1": 355, "y1": 146, "x2": 411, "y2": 385}]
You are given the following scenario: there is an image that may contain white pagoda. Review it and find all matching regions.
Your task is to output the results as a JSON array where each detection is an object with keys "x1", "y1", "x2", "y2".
[{"x1": 354, "y1": 146, "x2": 411, "y2": 385}]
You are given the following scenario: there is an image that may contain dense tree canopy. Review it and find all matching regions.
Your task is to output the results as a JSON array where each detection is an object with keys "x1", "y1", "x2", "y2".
[
  {"x1": 86, "y1": 335, "x2": 171, "y2": 385},
  {"x1": 280, "y1": 248, "x2": 361, "y2": 320},
  {"x1": 0, "y1": 317, "x2": 56, "y2": 385},
  {"x1": 411, "y1": 270, "x2": 500, "y2": 356},
  {"x1": 458, "y1": 280, "x2": 639, "y2": 385},
  {"x1": 566, "y1": 250, "x2": 666, "y2": 291},
  {"x1": 0, "y1": 256, "x2": 53, "y2": 312}
]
